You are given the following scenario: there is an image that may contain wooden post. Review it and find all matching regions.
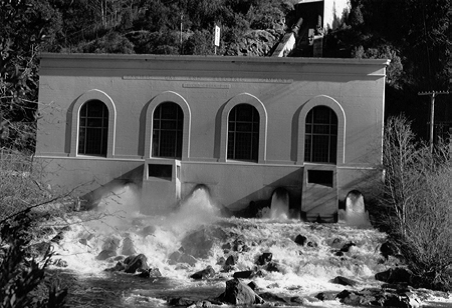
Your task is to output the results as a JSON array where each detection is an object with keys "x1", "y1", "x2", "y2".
[{"x1": 418, "y1": 90, "x2": 449, "y2": 152}]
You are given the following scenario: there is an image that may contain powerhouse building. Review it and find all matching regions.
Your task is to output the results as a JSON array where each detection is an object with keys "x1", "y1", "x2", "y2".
[{"x1": 35, "y1": 53, "x2": 388, "y2": 220}]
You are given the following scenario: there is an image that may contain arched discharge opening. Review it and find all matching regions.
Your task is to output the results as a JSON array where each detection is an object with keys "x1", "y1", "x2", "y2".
[
  {"x1": 339, "y1": 190, "x2": 372, "y2": 227},
  {"x1": 267, "y1": 187, "x2": 290, "y2": 220}
]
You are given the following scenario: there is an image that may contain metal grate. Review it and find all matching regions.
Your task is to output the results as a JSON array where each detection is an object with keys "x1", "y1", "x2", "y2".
[
  {"x1": 78, "y1": 100, "x2": 109, "y2": 156},
  {"x1": 152, "y1": 102, "x2": 183, "y2": 158},
  {"x1": 305, "y1": 106, "x2": 337, "y2": 163},
  {"x1": 227, "y1": 104, "x2": 259, "y2": 162}
]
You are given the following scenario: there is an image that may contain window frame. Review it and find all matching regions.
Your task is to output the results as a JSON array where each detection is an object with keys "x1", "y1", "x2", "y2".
[
  {"x1": 144, "y1": 91, "x2": 191, "y2": 160},
  {"x1": 297, "y1": 95, "x2": 346, "y2": 165},
  {"x1": 220, "y1": 93, "x2": 268, "y2": 163},
  {"x1": 70, "y1": 89, "x2": 117, "y2": 158}
]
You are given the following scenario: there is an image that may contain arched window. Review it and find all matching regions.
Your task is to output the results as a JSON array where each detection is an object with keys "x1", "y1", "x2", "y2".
[
  {"x1": 78, "y1": 100, "x2": 109, "y2": 156},
  {"x1": 152, "y1": 102, "x2": 183, "y2": 159},
  {"x1": 305, "y1": 106, "x2": 337, "y2": 163},
  {"x1": 227, "y1": 103, "x2": 259, "y2": 162}
]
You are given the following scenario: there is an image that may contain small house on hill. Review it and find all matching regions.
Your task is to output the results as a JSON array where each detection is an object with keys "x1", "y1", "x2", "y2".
[{"x1": 36, "y1": 53, "x2": 389, "y2": 220}]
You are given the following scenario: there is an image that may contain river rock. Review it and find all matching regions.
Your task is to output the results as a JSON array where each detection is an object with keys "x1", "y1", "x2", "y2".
[
  {"x1": 105, "y1": 261, "x2": 126, "y2": 272},
  {"x1": 168, "y1": 251, "x2": 197, "y2": 266},
  {"x1": 294, "y1": 234, "x2": 307, "y2": 246},
  {"x1": 102, "y1": 237, "x2": 121, "y2": 251},
  {"x1": 216, "y1": 256, "x2": 225, "y2": 266},
  {"x1": 247, "y1": 281, "x2": 259, "y2": 291},
  {"x1": 137, "y1": 268, "x2": 162, "y2": 278},
  {"x1": 121, "y1": 237, "x2": 136, "y2": 256},
  {"x1": 233, "y1": 236, "x2": 247, "y2": 252},
  {"x1": 256, "y1": 252, "x2": 272, "y2": 266},
  {"x1": 217, "y1": 279, "x2": 264, "y2": 305},
  {"x1": 168, "y1": 297, "x2": 195, "y2": 306},
  {"x1": 375, "y1": 267, "x2": 414, "y2": 284},
  {"x1": 259, "y1": 292, "x2": 288, "y2": 304},
  {"x1": 225, "y1": 254, "x2": 238, "y2": 266},
  {"x1": 233, "y1": 270, "x2": 255, "y2": 279},
  {"x1": 50, "y1": 231, "x2": 64, "y2": 244},
  {"x1": 332, "y1": 276, "x2": 358, "y2": 287},
  {"x1": 336, "y1": 288, "x2": 421, "y2": 308},
  {"x1": 380, "y1": 241, "x2": 400, "y2": 259},
  {"x1": 307, "y1": 241, "x2": 318, "y2": 248},
  {"x1": 340, "y1": 242, "x2": 356, "y2": 253},
  {"x1": 316, "y1": 291, "x2": 338, "y2": 301},
  {"x1": 124, "y1": 254, "x2": 149, "y2": 273},
  {"x1": 181, "y1": 227, "x2": 227, "y2": 259},
  {"x1": 140, "y1": 225, "x2": 156, "y2": 237},
  {"x1": 168, "y1": 298, "x2": 212, "y2": 308},
  {"x1": 221, "y1": 242, "x2": 232, "y2": 252},
  {"x1": 96, "y1": 249, "x2": 116, "y2": 260},
  {"x1": 190, "y1": 266, "x2": 215, "y2": 280},
  {"x1": 266, "y1": 261, "x2": 281, "y2": 272}
]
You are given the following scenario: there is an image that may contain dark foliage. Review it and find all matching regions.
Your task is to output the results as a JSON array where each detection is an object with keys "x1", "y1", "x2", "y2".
[{"x1": 0, "y1": 212, "x2": 67, "y2": 308}]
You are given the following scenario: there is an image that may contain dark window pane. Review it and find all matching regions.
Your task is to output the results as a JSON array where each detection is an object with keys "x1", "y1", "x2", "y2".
[
  {"x1": 78, "y1": 100, "x2": 108, "y2": 156},
  {"x1": 148, "y1": 164, "x2": 172, "y2": 180},
  {"x1": 227, "y1": 104, "x2": 259, "y2": 162},
  {"x1": 304, "y1": 106, "x2": 337, "y2": 163},
  {"x1": 152, "y1": 102, "x2": 183, "y2": 159},
  {"x1": 308, "y1": 170, "x2": 334, "y2": 187}
]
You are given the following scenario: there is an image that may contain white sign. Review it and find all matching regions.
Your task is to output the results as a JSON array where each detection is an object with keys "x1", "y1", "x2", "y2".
[{"x1": 214, "y1": 25, "x2": 220, "y2": 47}]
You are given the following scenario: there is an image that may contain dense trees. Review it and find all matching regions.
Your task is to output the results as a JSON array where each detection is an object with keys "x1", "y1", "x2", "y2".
[
  {"x1": 324, "y1": 0, "x2": 451, "y2": 138},
  {"x1": 0, "y1": 0, "x2": 61, "y2": 151}
]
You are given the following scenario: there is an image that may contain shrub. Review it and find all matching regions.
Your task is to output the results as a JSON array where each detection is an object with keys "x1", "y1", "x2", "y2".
[
  {"x1": 374, "y1": 115, "x2": 451, "y2": 291},
  {"x1": 0, "y1": 212, "x2": 67, "y2": 308},
  {"x1": 0, "y1": 150, "x2": 68, "y2": 307}
]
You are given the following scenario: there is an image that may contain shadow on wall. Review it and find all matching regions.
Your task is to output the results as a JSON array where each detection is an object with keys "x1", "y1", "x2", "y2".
[
  {"x1": 337, "y1": 168, "x2": 383, "y2": 222},
  {"x1": 80, "y1": 165, "x2": 144, "y2": 210},
  {"x1": 231, "y1": 169, "x2": 303, "y2": 219}
]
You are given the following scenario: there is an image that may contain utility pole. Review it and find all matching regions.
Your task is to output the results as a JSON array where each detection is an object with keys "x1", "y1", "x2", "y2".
[{"x1": 418, "y1": 90, "x2": 449, "y2": 152}]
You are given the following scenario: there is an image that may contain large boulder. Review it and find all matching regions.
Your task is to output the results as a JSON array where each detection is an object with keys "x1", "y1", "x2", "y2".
[
  {"x1": 190, "y1": 266, "x2": 215, "y2": 280},
  {"x1": 137, "y1": 268, "x2": 162, "y2": 278},
  {"x1": 331, "y1": 276, "x2": 358, "y2": 287},
  {"x1": 294, "y1": 235, "x2": 307, "y2": 246},
  {"x1": 256, "y1": 252, "x2": 272, "y2": 266},
  {"x1": 102, "y1": 237, "x2": 121, "y2": 251},
  {"x1": 225, "y1": 254, "x2": 239, "y2": 266},
  {"x1": 168, "y1": 251, "x2": 197, "y2": 266},
  {"x1": 233, "y1": 270, "x2": 255, "y2": 279},
  {"x1": 380, "y1": 241, "x2": 401, "y2": 259},
  {"x1": 375, "y1": 268, "x2": 414, "y2": 284},
  {"x1": 124, "y1": 254, "x2": 149, "y2": 273},
  {"x1": 104, "y1": 261, "x2": 126, "y2": 272},
  {"x1": 140, "y1": 225, "x2": 156, "y2": 237},
  {"x1": 181, "y1": 227, "x2": 227, "y2": 259},
  {"x1": 217, "y1": 279, "x2": 264, "y2": 305},
  {"x1": 96, "y1": 249, "x2": 116, "y2": 261},
  {"x1": 336, "y1": 288, "x2": 421, "y2": 308},
  {"x1": 258, "y1": 292, "x2": 288, "y2": 304}
]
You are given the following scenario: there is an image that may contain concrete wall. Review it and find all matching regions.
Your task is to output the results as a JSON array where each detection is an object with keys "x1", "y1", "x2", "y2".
[{"x1": 36, "y1": 53, "x2": 388, "y2": 219}]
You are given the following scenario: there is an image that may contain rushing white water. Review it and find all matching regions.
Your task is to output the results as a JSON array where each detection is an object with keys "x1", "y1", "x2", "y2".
[
  {"x1": 47, "y1": 185, "x2": 451, "y2": 307},
  {"x1": 264, "y1": 188, "x2": 290, "y2": 220},
  {"x1": 338, "y1": 191, "x2": 371, "y2": 228}
]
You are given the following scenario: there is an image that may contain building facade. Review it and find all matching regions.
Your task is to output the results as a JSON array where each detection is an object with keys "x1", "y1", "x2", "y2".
[{"x1": 36, "y1": 53, "x2": 388, "y2": 220}]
